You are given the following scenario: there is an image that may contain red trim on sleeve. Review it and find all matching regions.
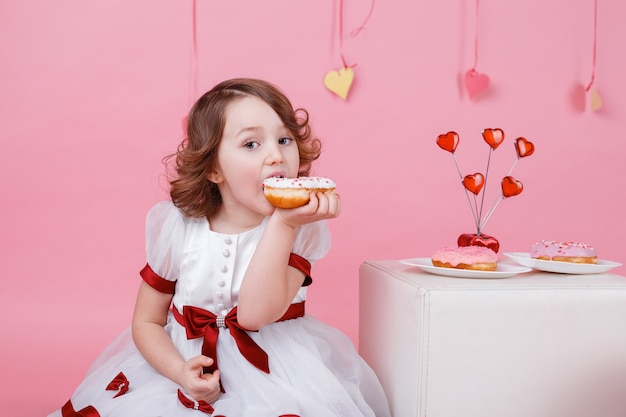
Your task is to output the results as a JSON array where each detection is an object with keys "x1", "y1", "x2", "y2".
[
  {"x1": 140, "y1": 263, "x2": 176, "y2": 294},
  {"x1": 289, "y1": 253, "x2": 312, "y2": 286}
]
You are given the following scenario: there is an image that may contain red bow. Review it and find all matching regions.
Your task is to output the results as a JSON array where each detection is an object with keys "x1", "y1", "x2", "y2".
[
  {"x1": 176, "y1": 305, "x2": 270, "y2": 374},
  {"x1": 173, "y1": 302, "x2": 305, "y2": 377},
  {"x1": 105, "y1": 372, "x2": 129, "y2": 398},
  {"x1": 177, "y1": 389, "x2": 214, "y2": 414},
  {"x1": 61, "y1": 400, "x2": 100, "y2": 417}
]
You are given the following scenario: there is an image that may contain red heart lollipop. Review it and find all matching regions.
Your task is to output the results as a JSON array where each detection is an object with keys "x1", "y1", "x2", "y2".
[
  {"x1": 458, "y1": 233, "x2": 500, "y2": 253},
  {"x1": 436, "y1": 131, "x2": 459, "y2": 153},
  {"x1": 462, "y1": 173, "x2": 485, "y2": 195},
  {"x1": 501, "y1": 176, "x2": 523, "y2": 197},
  {"x1": 514, "y1": 137, "x2": 535, "y2": 158},
  {"x1": 482, "y1": 128, "x2": 504, "y2": 150}
]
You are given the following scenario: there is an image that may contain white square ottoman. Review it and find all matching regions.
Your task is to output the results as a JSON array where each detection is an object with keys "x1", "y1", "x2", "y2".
[{"x1": 359, "y1": 260, "x2": 626, "y2": 417}]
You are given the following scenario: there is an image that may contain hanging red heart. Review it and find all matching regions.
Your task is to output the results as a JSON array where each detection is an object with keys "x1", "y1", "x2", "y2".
[
  {"x1": 514, "y1": 137, "x2": 535, "y2": 158},
  {"x1": 436, "y1": 131, "x2": 459, "y2": 153},
  {"x1": 462, "y1": 173, "x2": 485, "y2": 195},
  {"x1": 482, "y1": 128, "x2": 504, "y2": 150},
  {"x1": 501, "y1": 176, "x2": 523, "y2": 197}
]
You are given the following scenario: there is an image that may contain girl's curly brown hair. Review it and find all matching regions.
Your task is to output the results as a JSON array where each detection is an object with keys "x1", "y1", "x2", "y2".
[{"x1": 164, "y1": 78, "x2": 322, "y2": 219}]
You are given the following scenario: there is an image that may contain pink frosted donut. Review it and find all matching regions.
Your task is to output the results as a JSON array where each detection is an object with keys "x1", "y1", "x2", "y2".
[
  {"x1": 530, "y1": 240, "x2": 597, "y2": 264},
  {"x1": 263, "y1": 177, "x2": 336, "y2": 209},
  {"x1": 431, "y1": 246, "x2": 498, "y2": 271}
]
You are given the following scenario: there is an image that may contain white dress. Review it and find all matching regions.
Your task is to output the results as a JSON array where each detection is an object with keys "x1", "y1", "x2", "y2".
[{"x1": 48, "y1": 201, "x2": 391, "y2": 417}]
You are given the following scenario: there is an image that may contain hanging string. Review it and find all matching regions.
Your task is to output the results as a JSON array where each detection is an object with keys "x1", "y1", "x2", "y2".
[
  {"x1": 188, "y1": 0, "x2": 198, "y2": 107},
  {"x1": 337, "y1": 0, "x2": 376, "y2": 69},
  {"x1": 338, "y1": 0, "x2": 348, "y2": 68},
  {"x1": 349, "y1": 0, "x2": 376, "y2": 37},
  {"x1": 478, "y1": 147, "x2": 492, "y2": 227},
  {"x1": 471, "y1": 0, "x2": 480, "y2": 70},
  {"x1": 585, "y1": 0, "x2": 598, "y2": 92}
]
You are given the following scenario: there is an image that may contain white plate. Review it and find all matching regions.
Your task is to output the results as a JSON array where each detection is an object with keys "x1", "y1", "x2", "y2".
[
  {"x1": 504, "y1": 252, "x2": 623, "y2": 274},
  {"x1": 399, "y1": 258, "x2": 532, "y2": 279}
]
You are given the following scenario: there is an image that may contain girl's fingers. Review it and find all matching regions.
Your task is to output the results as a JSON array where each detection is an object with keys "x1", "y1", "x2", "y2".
[
  {"x1": 319, "y1": 191, "x2": 341, "y2": 217},
  {"x1": 201, "y1": 369, "x2": 220, "y2": 387},
  {"x1": 315, "y1": 191, "x2": 329, "y2": 213},
  {"x1": 186, "y1": 355, "x2": 214, "y2": 377},
  {"x1": 329, "y1": 192, "x2": 341, "y2": 216}
]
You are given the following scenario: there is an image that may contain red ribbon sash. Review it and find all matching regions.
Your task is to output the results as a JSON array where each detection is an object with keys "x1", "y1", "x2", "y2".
[{"x1": 173, "y1": 302, "x2": 305, "y2": 374}]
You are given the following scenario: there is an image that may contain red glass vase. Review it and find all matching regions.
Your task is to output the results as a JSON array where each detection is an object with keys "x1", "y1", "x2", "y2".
[{"x1": 457, "y1": 233, "x2": 500, "y2": 253}]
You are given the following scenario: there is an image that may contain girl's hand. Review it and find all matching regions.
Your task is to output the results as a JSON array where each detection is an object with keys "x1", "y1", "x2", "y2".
[
  {"x1": 179, "y1": 355, "x2": 221, "y2": 404},
  {"x1": 275, "y1": 191, "x2": 341, "y2": 228}
]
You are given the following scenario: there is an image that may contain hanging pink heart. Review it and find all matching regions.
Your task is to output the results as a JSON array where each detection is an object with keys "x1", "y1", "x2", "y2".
[
  {"x1": 482, "y1": 128, "x2": 504, "y2": 150},
  {"x1": 463, "y1": 173, "x2": 485, "y2": 195},
  {"x1": 436, "y1": 131, "x2": 459, "y2": 153},
  {"x1": 464, "y1": 69, "x2": 490, "y2": 100},
  {"x1": 501, "y1": 176, "x2": 523, "y2": 198},
  {"x1": 514, "y1": 137, "x2": 535, "y2": 158},
  {"x1": 570, "y1": 83, "x2": 586, "y2": 112}
]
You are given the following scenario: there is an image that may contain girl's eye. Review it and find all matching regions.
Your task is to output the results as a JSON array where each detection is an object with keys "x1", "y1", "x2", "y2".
[
  {"x1": 243, "y1": 141, "x2": 259, "y2": 150},
  {"x1": 278, "y1": 136, "x2": 293, "y2": 145}
]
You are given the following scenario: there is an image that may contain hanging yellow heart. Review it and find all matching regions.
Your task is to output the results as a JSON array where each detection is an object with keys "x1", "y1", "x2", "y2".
[
  {"x1": 324, "y1": 67, "x2": 354, "y2": 100},
  {"x1": 589, "y1": 87, "x2": 602, "y2": 112}
]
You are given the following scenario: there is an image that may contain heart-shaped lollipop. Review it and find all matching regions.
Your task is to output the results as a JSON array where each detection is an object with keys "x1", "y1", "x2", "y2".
[
  {"x1": 482, "y1": 128, "x2": 504, "y2": 150},
  {"x1": 462, "y1": 173, "x2": 485, "y2": 195},
  {"x1": 514, "y1": 137, "x2": 535, "y2": 158},
  {"x1": 438, "y1": 128, "x2": 535, "y2": 244},
  {"x1": 501, "y1": 176, "x2": 523, "y2": 197},
  {"x1": 436, "y1": 131, "x2": 459, "y2": 153}
]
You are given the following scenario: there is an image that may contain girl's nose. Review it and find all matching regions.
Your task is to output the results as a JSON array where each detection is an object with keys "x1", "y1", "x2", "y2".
[{"x1": 265, "y1": 143, "x2": 284, "y2": 164}]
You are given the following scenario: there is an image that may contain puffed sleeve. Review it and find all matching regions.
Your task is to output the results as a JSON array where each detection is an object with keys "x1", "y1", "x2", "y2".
[
  {"x1": 139, "y1": 201, "x2": 185, "y2": 294},
  {"x1": 289, "y1": 220, "x2": 331, "y2": 285},
  {"x1": 293, "y1": 220, "x2": 331, "y2": 262}
]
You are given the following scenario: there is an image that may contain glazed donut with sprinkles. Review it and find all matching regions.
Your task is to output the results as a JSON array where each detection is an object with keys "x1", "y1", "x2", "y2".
[
  {"x1": 263, "y1": 176, "x2": 336, "y2": 209},
  {"x1": 431, "y1": 245, "x2": 498, "y2": 271},
  {"x1": 530, "y1": 240, "x2": 597, "y2": 264}
]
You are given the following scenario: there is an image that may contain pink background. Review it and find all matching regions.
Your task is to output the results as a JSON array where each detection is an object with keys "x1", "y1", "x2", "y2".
[{"x1": 2, "y1": 1, "x2": 625, "y2": 415}]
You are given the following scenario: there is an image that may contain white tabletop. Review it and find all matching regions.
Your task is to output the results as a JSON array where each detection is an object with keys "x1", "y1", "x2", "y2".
[{"x1": 362, "y1": 259, "x2": 626, "y2": 291}]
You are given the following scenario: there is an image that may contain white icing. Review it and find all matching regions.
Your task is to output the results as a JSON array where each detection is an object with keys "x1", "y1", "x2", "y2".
[{"x1": 263, "y1": 176, "x2": 336, "y2": 189}]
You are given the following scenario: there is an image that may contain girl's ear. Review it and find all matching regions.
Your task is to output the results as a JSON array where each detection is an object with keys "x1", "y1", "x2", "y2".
[{"x1": 207, "y1": 170, "x2": 223, "y2": 184}]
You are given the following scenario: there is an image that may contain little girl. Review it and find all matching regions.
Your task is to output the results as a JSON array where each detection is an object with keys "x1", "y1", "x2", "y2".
[{"x1": 49, "y1": 78, "x2": 391, "y2": 417}]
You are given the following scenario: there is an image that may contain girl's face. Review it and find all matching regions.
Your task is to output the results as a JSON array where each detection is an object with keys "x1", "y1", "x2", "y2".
[{"x1": 211, "y1": 95, "x2": 301, "y2": 222}]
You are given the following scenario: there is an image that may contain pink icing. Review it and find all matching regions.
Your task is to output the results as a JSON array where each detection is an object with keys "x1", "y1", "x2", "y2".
[
  {"x1": 431, "y1": 246, "x2": 497, "y2": 266},
  {"x1": 530, "y1": 240, "x2": 596, "y2": 259}
]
